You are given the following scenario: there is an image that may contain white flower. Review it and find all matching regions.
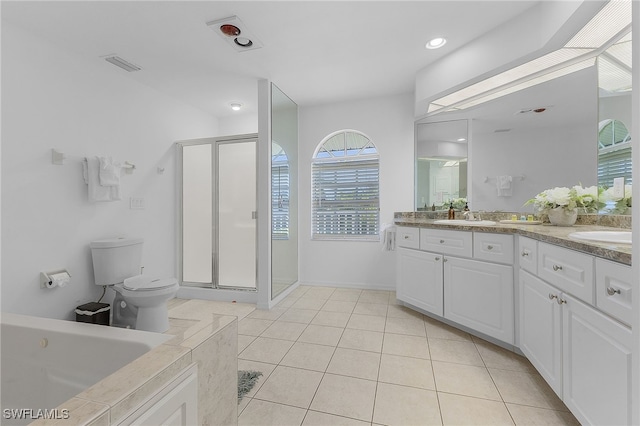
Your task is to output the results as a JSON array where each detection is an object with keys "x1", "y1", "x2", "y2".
[{"x1": 546, "y1": 187, "x2": 571, "y2": 206}]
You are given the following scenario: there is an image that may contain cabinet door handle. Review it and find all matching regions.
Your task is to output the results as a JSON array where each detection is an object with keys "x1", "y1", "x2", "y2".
[
  {"x1": 552, "y1": 264, "x2": 563, "y2": 271},
  {"x1": 557, "y1": 297, "x2": 567, "y2": 305},
  {"x1": 440, "y1": 239, "x2": 445, "y2": 244},
  {"x1": 548, "y1": 293, "x2": 558, "y2": 300},
  {"x1": 443, "y1": 258, "x2": 448, "y2": 262},
  {"x1": 404, "y1": 235, "x2": 410, "y2": 239},
  {"x1": 521, "y1": 251, "x2": 529, "y2": 257},
  {"x1": 434, "y1": 257, "x2": 441, "y2": 261},
  {"x1": 606, "y1": 287, "x2": 621, "y2": 296},
  {"x1": 487, "y1": 245, "x2": 494, "y2": 250}
]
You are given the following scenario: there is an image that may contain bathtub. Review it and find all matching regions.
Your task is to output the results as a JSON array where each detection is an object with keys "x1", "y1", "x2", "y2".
[{"x1": 0, "y1": 312, "x2": 170, "y2": 425}]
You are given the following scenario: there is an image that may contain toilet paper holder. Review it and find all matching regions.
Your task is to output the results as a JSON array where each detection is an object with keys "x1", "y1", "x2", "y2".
[{"x1": 40, "y1": 269, "x2": 72, "y2": 289}]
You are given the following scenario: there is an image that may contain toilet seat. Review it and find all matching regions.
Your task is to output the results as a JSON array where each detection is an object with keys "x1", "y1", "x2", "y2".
[{"x1": 123, "y1": 276, "x2": 178, "y2": 291}]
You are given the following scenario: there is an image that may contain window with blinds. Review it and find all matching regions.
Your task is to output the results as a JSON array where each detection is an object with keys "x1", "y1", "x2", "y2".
[
  {"x1": 272, "y1": 144, "x2": 289, "y2": 240},
  {"x1": 597, "y1": 119, "x2": 632, "y2": 188},
  {"x1": 312, "y1": 131, "x2": 379, "y2": 240}
]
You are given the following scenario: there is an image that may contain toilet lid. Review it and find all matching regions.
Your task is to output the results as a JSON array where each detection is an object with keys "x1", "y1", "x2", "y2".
[{"x1": 123, "y1": 276, "x2": 177, "y2": 291}]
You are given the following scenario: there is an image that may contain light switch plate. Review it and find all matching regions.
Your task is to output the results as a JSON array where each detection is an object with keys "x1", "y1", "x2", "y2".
[
  {"x1": 613, "y1": 177, "x2": 625, "y2": 199},
  {"x1": 130, "y1": 197, "x2": 145, "y2": 209}
]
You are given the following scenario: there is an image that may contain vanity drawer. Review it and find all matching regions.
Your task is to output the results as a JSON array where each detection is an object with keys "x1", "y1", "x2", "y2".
[
  {"x1": 397, "y1": 227, "x2": 420, "y2": 249},
  {"x1": 595, "y1": 258, "x2": 632, "y2": 326},
  {"x1": 473, "y1": 233, "x2": 513, "y2": 264},
  {"x1": 420, "y1": 228, "x2": 472, "y2": 257},
  {"x1": 518, "y1": 236, "x2": 538, "y2": 274},
  {"x1": 538, "y1": 242, "x2": 594, "y2": 304}
]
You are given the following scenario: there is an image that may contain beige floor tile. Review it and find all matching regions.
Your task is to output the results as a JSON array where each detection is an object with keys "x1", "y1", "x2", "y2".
[
  {"x1": 238, "y1": 399, "x2": 307, "y2": 426},
  {"x1": 438, "y1": 392, "x2": 514, "y2": 426},
  {"x1": 254, "y1": 365, "x2": 324, "y2": 409},
  {"x1": 304, "y1": 286, "x2": 337, "y2": 299},
  {"x1": 329, "y1": 289, "x2": 362, "y2": 302},
  {"x1": 338, "y1": 328, "x2": 384, "y2": 353},
  {"x1": 429, "y1": 338, "x2": 484, "y2": 366},
  {"x1": 321, "y1": 300, "x2": 357, "y2": 313},
  {"x1": 387, "y1": 304, "x2": 425, "y2": 320},
  {"x1": 280, "y1": 342, "x2": 336, "y2": 372},
  {"x1": 378, "y1": 354, "x2": 435, "y2": 390},
  {"x1": 311, "y1": 311, "x2": 351, "y2": 328},
  {"x1": 353, "y1": 302, "x2": 388, "y2": 317},
  {"x1": 326, "y1": 348, "x2": 381, "y2": 380},
  {"x1": 473, "y1": 338, "x2": 536, "y2": 373},
  {"x1": 359, "y1": 290, "x2": 392, "y2": 304},
  {"x1": 506, "y1": 403, "x2": 580, "y2": 425},
  {"x1": 310, "y1": 373, "x2": 377, "y2": 422},
  {"x1": 489, "y1": 368, "x2": 568, "y2": 411},
  {"x1": 238, "y1": 359, "x2": 277, "y2": 398},
  {"x1": 278, "y1": 297, "x2": 297, "y2": 308},
  {"x1": 347, "y1": 313, "x2": 386, "y2": 332},
  {"x1": 303, "y1": 410, "x2": 370, "y2": 425},
  {"x1": 424, "y1": 317, "x2": 473, "y2": 341},
  {"x1": 278, "y1": 308, "x2": 318, "y2": 324},
  {"x1": 247, "y1": 307, "x2": 287, "y2": 321},
  {"x1": 292, "y1": 297, "x2": 327, "y2": 310},
  {"x1": 238, "y1": 335, "x2": 256, "y2": 354},
  {"x1": 289, "y1": 286, "x2": 310, "y2": 298},
  {"x1": 238, "y1": 318, "x2": 274, "y2": 336},
  {"x1": 382, "y1": 332, "x2": 430, "y2": 359},
  {"x1": 239, "y1": 337, "x2": 295, "y2": 364},
  {"x1": 298, "y1": 324, "x2": 344, "y2": 346},
  {"x1": 432, "y1": 361, "x2": 501, "y2": 401},
  {"x1": 260, "y1": 321, "x2": 307, "y2": 341},
  {"x1": 385, "y1": 316, "x2": 427, "y2": 337},
  {"x1": 372, "y1": 382, "x2": 441, "y2": 426},
  {"x1": 238, "y1": 395, "x2": 251, "y2": 416}
]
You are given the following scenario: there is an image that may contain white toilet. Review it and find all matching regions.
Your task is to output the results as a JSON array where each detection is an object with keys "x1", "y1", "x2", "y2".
[{"x1": 90, "y1": 237, "x2": 178, "y2": 333}]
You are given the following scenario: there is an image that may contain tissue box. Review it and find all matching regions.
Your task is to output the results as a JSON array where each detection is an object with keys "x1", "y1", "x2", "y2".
[{"x1": 75, "y1": 302, "x2": 110, "y2": 326}]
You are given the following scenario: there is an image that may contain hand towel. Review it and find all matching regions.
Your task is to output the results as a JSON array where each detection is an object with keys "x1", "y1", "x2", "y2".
[
  {"x1": 84, "y1": 157, "x2": 121, "y2": 202},
  {"x1": 496, "y1": 175, "x2": 513, "y2": 197},
  {"x1": 98, "y1": 156, "x2": 122, "y2": 186},
  {"x1": 380, "y1": 224, "x2": 397, "y2": 252}
]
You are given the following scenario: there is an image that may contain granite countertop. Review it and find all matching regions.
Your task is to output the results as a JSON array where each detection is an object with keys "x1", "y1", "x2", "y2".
[{"x1": 394, "y1": 215, "x2": 631, "y2": 266}]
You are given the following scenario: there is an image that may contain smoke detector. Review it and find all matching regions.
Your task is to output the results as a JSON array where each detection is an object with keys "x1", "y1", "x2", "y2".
[{"x1": 207, "y1": 16, "x2": 263, "y2": 52}]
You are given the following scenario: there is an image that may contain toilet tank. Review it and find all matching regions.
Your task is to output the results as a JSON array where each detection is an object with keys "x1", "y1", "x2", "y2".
[{"x1": 90, "y1": 237, "x2": 144, "y2": 285}]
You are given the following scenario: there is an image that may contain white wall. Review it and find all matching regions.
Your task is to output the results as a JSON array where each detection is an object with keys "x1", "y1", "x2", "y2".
[
  {"x1": 299, "y1": 94, "x2": 414, "y2": 289},
  {"x1": 218, "y1": 113, "x2": 258, "y2": 137},
  {"x1": 1, "y1": 22, "x2": 218, "y2": 320}
]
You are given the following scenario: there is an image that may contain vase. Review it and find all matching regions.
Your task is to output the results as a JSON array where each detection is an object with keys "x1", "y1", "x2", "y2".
[{"x1": 547, "y1": 207, "x2": 578, "y2": 226}]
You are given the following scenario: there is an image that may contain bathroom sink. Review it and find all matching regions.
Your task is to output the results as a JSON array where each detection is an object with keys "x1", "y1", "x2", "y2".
[
  {"x1": 434, "y1": 219, "x2": 497, "y2": 226},
  {"x1": 568, "y1": 231, "x2": 632, "y2": 244}
]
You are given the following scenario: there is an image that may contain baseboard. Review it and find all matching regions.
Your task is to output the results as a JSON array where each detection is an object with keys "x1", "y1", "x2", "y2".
[{"x1": 176, "y1": 286, "x2": 258, "y2": 304}]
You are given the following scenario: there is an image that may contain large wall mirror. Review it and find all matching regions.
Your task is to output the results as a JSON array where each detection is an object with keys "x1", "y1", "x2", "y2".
[
  {"x1": 415, "y1": 120, "x2": 468, "y2": 211},
  {"x1": 416, "y1": 29, "x2": 632, "y2": 215},
  {"x1": 271, "y1": 83, "x2": 298, "y2": 299}
]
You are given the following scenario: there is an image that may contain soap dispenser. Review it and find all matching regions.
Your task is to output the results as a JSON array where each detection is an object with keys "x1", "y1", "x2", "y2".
[
  {"x1": 463, "y1": 202, "x2": 469, "y2": 212},
  {"x1": 448, "y1": 202, "x2": 455, "y2": 220}
]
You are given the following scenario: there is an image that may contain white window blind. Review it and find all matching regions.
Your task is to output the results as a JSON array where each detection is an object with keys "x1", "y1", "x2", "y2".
[
  {"x1": 272, "y1": 163, "x2": 290, "y2": 240},
  {"x1": 312, "y1": 158, "x2": 379, "y2": 239},
  {"x1": 598, "y1": 146, "x2": 632, "y2": 188}
]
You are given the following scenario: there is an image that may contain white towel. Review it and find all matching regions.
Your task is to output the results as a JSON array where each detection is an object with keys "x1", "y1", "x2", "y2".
[
  {"x1": 380, "y1": 224, "x2": 397, "y2": 252},
  {"x1": 83, "y1": 157, "x2": 121, "y2": 202},
  {"x1": 496, "y1": 175, "x2": 513, "y2": 197},
  {"x1": 98, "y1": 156, "x2": 122, "y2": 186}
]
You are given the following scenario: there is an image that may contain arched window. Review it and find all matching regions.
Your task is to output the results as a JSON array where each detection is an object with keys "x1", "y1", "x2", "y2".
[
  {"x1": 597, "y1": 119, "x2": 632, "y2": 188},
  {"x1": 311, "y1": 130, "x2": 379, "y2": 240},
  {"x1": 272, "y1": 142, "x2": 289, "y2": 240}
]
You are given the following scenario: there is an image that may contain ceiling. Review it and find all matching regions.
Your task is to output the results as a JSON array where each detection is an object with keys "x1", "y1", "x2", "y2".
[{"x1": 2, "y1": 1, "x2": 541, "y2": 119}]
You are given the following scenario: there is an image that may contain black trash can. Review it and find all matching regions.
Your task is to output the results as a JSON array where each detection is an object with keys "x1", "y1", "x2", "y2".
[{"x1": 75, "y1": 302, "x2": 110, "y2": 326}]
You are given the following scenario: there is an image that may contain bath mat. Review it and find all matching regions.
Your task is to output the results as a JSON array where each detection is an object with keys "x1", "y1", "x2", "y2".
[{"x1": 238, "y1": 370, "x2": 263, "y2": 403}]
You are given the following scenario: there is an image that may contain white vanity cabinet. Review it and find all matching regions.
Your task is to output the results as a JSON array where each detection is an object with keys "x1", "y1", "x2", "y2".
[
  {"x1": 518, "y1": 238, "x2": 633, "y2": 426},
  {"x1": 396, "y1": 247, "x2": 443, "y2": 316},
  {"x1": 396, "y1": 227, "x2": 514, "y2": 345}
]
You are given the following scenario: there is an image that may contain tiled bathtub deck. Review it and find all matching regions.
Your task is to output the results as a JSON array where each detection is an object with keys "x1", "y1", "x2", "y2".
[{"x1": 236, "y1": 286, "x2": 579, "y2": 426}]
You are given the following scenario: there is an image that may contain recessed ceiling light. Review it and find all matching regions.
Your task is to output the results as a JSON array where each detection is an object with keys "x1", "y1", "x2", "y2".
[
  {"x1": 230, "y1": 103, "x2": 242, "y2": 111},
  {"x1": 426, "y1": 37, "x2": 447, "y2": 49},
  {"x1": 457, "y1": 138, "x2": 466, "y2": 142}
]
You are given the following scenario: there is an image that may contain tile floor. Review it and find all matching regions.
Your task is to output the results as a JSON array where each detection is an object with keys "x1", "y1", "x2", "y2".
[{"x1": 235, "y1": 286, "x2": 580, "y2": 426}]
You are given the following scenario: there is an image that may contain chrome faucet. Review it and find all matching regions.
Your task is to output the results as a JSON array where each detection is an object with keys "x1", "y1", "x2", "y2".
[{"x1": 463, "y1": 211, "x2": 481, "y2": 221}]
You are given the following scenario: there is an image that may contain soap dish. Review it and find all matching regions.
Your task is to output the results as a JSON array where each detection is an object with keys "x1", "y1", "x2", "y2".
[{"x1": 499, "y1": 219, "x2": 542, "y2": 225}]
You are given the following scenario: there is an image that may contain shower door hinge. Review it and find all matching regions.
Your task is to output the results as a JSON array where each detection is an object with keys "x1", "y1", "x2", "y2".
[{"x1": 252, "y1": 211, "x2": 257, "y2": 219}]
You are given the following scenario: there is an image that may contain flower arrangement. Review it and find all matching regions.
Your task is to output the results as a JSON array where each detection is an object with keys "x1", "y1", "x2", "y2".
[{"x1": 525, "y1": 185, "x2": 603, "y2": 213}]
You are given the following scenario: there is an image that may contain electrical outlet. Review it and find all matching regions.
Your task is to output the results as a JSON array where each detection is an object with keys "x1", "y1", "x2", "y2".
[{"x1": 130, "y1": 197, "x2": 145, "y2": 210}]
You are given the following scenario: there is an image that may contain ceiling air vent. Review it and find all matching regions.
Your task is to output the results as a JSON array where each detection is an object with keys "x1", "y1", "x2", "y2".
[{"x1": 104, "y1": 55, "x2": 142, "y2": 72}]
